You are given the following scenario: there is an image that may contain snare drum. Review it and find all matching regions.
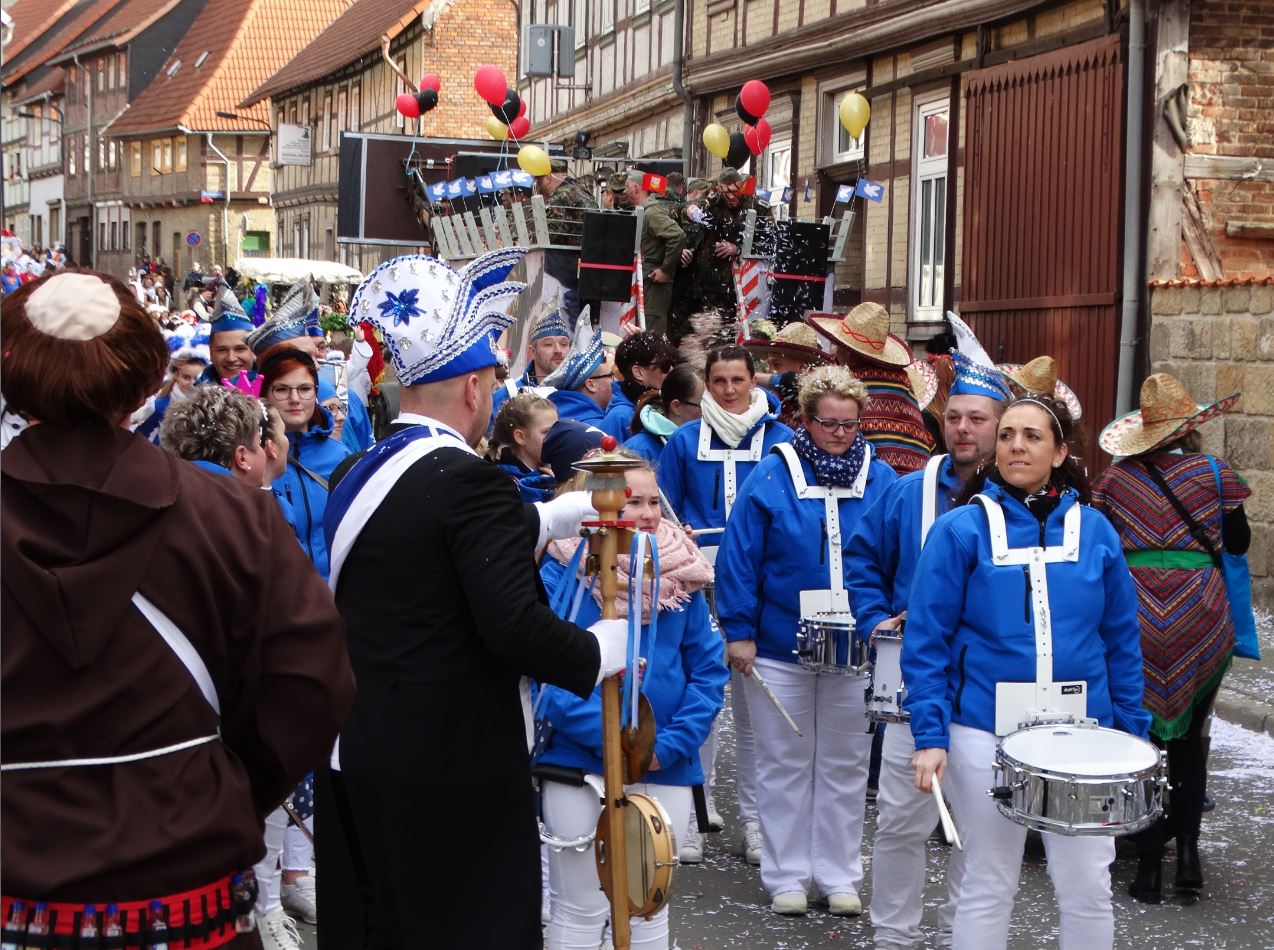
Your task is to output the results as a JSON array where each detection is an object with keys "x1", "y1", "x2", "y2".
[
  {"x1": 990, "y1": 722, "x2": 1164, "y2": 836},
  {"x1": 867, "y1": 632, "x2": 908, "y2": 722},
  {"x1": 795, "y1": 612, "x2": 866, "y2": 674}
]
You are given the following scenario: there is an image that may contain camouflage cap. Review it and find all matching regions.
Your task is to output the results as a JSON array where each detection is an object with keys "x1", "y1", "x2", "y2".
[
  {"x1": 688, "y1": 178, "x2": 712, "y2": 192},
  {"x1": 716, "y1": 168, "x2": 743, "y2": 185},
  {"x1": 548, "y1": 157, "x2": 569, "y2": 173},
  {"x1": 607, "y1": 172, "x2": 628, "y2": 192}
]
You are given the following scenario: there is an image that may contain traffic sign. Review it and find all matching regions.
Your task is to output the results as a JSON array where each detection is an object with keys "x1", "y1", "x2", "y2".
[{"x1": 186, "y1": 231, "x2": 202, "y2": 247}]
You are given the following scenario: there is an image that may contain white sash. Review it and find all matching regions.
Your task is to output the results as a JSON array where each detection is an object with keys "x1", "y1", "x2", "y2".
[
  {"x1": 919, "y1": 453, "x2": 949, "y2": 549},
  {"x1": 696, "y1": 421, "x2": 766, "y2": 521}
]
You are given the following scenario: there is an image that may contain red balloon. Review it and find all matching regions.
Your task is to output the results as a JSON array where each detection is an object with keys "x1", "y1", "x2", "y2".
[
  {"x1": 474, "y1": 64, "x2": 507, "y2": 105},
  {"x1": 755, "y1": 118, "x2": 772, "y2": 152},
  {"x1": 508, "y1": 115, "x2": 531, "y2": 139},
  {"x1": 396, "y1": 92, "x2": 421, "y2": 119},
  {"x1": 420, "y1": 73, "x2": 441, "y2": 93},
  {"x1": 739, "y1": 79, "x2": 771, "y2": 119},
  {"x1": 744, "y1": 124, "x2": 761, "y2": 156},
  {"x1": 517, "y1": 99, "x2": 528, "y2": 119}
]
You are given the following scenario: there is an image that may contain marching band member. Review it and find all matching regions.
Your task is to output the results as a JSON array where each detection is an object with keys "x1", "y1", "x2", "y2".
[
  {"x1": 601, "y1": 330, "x2": 678, "y2": 442},
  {"x1": 537, "y1": 452, "x2": 727, "y2": 949},
  {"x1": 905, "y1": 394, "x2": 1151, "y2": 950},
  {"x1": 490, "y1": 306, "x2": 571, "y2": 426},
  {"x1": 545, "y1": 321, "x2": 616, "y2": 432},
  {"x1": 846, "y1": 321, "x2": 1011, "y2": 948},
  {"x1": 717, "y1": 365, "x2": 897, "y2": 915},
  {"x1": 623, "y1": 365, "x2": 704, "y2": 464},
  {"x1": 658, "y1": 344, "x2": 793, "y2": 864}
]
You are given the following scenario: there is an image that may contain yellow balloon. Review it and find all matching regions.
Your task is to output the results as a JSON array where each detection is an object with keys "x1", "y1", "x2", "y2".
[
  {"x1": 839, "y1": 93, "x2": 871, "y2": 140},
  {"x1": 702, "y1": 123, "x2": 730, "y2": 159},
  {"x1": 517, "y1": 144, "x2": 552, "y2": 177},
  {"x1": 486, "y1": 115, "x2": 509, "y2": 141}
]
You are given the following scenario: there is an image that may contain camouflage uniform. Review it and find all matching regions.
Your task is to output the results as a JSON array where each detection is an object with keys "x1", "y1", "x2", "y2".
[
  {"x1": 638, "y1": 192, "x2": 688, "y2": 335},
  {"x1": 544, "y1": 175, "x2": 598, "y2": 247}
]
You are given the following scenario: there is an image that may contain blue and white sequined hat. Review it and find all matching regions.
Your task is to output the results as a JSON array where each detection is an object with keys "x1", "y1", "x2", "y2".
[
  {"x1": 351, "y1": 247, "x2": 527, "y2": 386},
  {"x1": 246, "y1": 279, "x2": 321, "y2": 356},
  {"x1": 947, "y1": 311, "x2": 1010, "y2": 401},
  {"x1": 530, "y1": 307, "x2": 570, "y2": 342},
  {"x1": 543, "y1": 313, "x2": 607, "y2": 391},
  {"x1": 208, "y1": 287, "x2": 253, "y2": 336}
]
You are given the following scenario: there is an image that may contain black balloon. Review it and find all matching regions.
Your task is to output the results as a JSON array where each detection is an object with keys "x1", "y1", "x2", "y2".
[
  {"x1": 416, "y1": 88, "x2": 439, "y2": 114},
  {"x1": 489, "y1": 87, "x2": 521, "y2": 125},
  {"x1": 724, "y1": 131, "x2": 751, "y2": 170},
  {"x1": 735, "y1": 95, "x2": 760, "y2": 127}
]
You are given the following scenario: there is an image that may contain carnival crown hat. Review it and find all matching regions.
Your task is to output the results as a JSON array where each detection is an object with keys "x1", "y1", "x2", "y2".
[
  {"x1": 806, "y1": 303, "x2": 913, "y2": 367},
  {"x1": 246, "y1": 279, "x2": 321, "y2": 356},
  {"x1": 905, "y1": 359, "x2": 939, "y2": 411},
  {"x1": 352, "y1": 247, "x2": 527, "y2": 386},
  {"x1": 1099, "y1": 373, "x2": 1239, "y2": 457},
  {"x1": 741, "y1": 319, "x2": 832, "y2": 365},
  {"x1": 947, "y1": 311, "x2": 1011, "y2": 400},
  {"x1": 529, "y1": 307, "x2": 570, "y2": 342},
  {"x1": 208, "y1": 287, "x2": 254, "y2": 336},
  {"x1": 543, "y1": 312, "x2": 609, "y2": 391},
  {"x1": 997, "y1": 356, "x2": 1083, "y2": 421}
]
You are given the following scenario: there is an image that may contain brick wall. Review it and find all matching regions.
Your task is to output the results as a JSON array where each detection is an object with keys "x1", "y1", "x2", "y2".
[
  {"x1": 1185, "y1": 0, "x2": 1274, "y2": 278},
  {"x1": 1148, "y1": 280, "x2": 1274, "y2": 610}
]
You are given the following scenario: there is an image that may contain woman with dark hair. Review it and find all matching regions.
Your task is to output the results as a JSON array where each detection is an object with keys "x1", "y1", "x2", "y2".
[
  {"x1": 260, "y1": 347, "x2": 354, "y2": 582},
  {"x1": 1092, "y1": 373, "x2": 1250, "y2": 903},
  {"x1": 905, "y1": 394, "x2": 1150, "y2": 950},
  {"x1": 601, "y1": 331, "x2": 679, "y2": 440},
  {"x1": 624, "y1": 366, "x2": 704, "y2": 463},
  {"x1": 0, "y1": 270, "x2": 352, "y2": 948}
]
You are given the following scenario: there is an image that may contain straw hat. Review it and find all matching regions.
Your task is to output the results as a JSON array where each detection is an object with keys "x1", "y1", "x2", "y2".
[
  {"x1": 905, "y1": 359, "x2": 939, "y2": 411},
  {"x1": 1098, "y1": 373, "x2": 1240, "y2": 457},
  {"x1": 741, "y1": 320, "x2": 831, "y2": 364},
  {"x1": 997, "y1": 357, "x2": 1084, "y2": 421},
  {"x1": 806, "y1": 302, "x2": 913, "y2": 367}
]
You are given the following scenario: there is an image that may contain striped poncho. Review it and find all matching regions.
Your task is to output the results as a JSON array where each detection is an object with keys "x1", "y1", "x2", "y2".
[{"x1": 839, "y1": 354, "x2": 935, "y2": 475}]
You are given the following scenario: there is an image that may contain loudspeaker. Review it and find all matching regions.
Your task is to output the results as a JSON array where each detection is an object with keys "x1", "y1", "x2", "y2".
[{"x1": 577, "y1": 211, "x2": 638, "y2": 302}]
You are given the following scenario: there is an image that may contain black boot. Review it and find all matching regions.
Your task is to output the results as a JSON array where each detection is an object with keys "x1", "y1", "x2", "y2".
[
  {"x1": 1128, "y1": 855, "x2": 1163, "y2": 904},
  {"x1": 1175, "y1": 833, "x2": 1203, "y2": 891}
]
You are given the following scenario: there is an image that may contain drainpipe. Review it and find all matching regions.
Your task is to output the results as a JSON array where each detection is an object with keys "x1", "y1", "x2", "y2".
[
  {"x1": 200, "y1": 129, "x2": 233, "y2": 268},
  {"x1": 74, "y1": 52, "x2": 95, "y2": 267},
  {"x1": 672, "y1": 0, "x2": 693, "y2": 172},
  {"x1": 1115, "y1": 0, "x2": 1146, "y2": 417}
]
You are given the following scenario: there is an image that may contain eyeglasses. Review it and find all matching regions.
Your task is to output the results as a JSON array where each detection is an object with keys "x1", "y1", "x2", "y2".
[
  {"x1": 324, "y1": 401, "x2": 349, "y2": 418},
  {"x1": 269, "y1": 383, "x2": 317, "y2": 401},
  {"x1": 588, "y1": 373, "x2": 614, "y2": 381},
  {"x1": 680, "y1": 400, "x2": 701, "y2": 408},
  {"x1": 809, "y1": 416, "x2": 860, "y2": 433}
]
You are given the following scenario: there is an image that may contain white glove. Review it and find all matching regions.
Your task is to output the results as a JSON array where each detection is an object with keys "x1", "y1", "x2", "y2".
[
  {"x1": 534, "y1": 491, "x2": 599, "y2": 550},
  {"x1": 588, "y1": 618, "x2": 629, "y2": 685}
]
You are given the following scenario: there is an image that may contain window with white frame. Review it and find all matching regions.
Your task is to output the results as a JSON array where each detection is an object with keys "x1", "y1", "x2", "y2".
[
  {"x1": 763, "y1": 138, "x2": 791, "y2": 195},
  {"x1": 574, "y1": 0, "x2": 588, "y2": 49},
  {"x1": 825, "y1": 89, "x2": 866, "y2": 165},
  {"x1": 599, "y1": 0, "x2": 615, "y2": 32},
  {"x1": 910, "y1": 95, "x2": 950, "y2": 322}
]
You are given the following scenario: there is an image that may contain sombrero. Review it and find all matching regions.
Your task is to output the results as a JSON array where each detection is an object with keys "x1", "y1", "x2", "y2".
[
  {"x1": 1099, "y1": 373, "x2": 1240, "y2": 457},
  {"x1": 741, "y1": 320, "x2": 831, "y2": 364},
  {"x1": 997, "y1": 357, "x2": 1084, "y2": 421},
  {"x1": 806, "y1": 302, "x2": 912, "y2": 367},
  {"x1": 905, "y1": 359, "x2": 939, "y2": 411}
]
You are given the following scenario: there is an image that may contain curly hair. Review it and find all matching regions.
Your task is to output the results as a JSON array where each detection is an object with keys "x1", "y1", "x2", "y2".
[
  {"x1": 159, "y1": 386, "x2": 266, "y2": 469},
  {"x1": 489, "y1": 392, "x2": 556, "y2": 461},
  {"x1": 797, "y1": 364, "x2": 869, "y2": 419}
]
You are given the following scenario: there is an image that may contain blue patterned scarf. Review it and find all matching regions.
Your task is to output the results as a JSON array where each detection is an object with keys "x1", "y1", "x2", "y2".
[{"x1": 792, "y1": 425, "x2": 868, "y2": 488}]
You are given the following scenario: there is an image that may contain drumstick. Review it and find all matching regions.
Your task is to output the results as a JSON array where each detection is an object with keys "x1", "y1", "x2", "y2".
[
  {"x1": 748, "y1": 667, "x2": 802, "y2": 737},
  {"x1": 281, "y1": 800, "x2": 315, "y2": 846},
  {"x1": 930, "y1": 774, "x2": 962, "y2": 851}
]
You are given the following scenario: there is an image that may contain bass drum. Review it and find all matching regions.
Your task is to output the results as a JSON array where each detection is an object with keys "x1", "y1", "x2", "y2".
[{"x1": 595, "y1": 792, "x2": 678, "y2": 919}]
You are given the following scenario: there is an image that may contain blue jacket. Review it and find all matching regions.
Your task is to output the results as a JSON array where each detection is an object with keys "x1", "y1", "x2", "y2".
[
  {"x1": 135, "y1": 394, "x2": 173, "y2": 444},
  {"x1": 496, "y1": 458, "x2": 557, "y2": 504},
  {"x1": 342, "y1": 391, "x2": 375, "y2": 453},
  {"x1": 536, "y1": 557, "x2": 728, "y2": 786},
  {"x1": 624, "y1": 430, "x2": 666, "y2": 464},
  {"x1": 272, "y1": 408, "x2": 353, "y2": 580},
  {"x1": 488, "y1": 366, "x2": 537, "y2": 433},
  {"x1": 599, "y1": 386, "x2": 637, "y2": 442},
  {"x1": 716, "y1": 448, "x2": 898, "y2": 664},
  {"x1": 845, "y1": 455, "x2": 963, "y2": 636},
  {"x1": 549, "y1": 388, "x2": 608, "y2": 430},
  {"x1": 657, "y1": 416, "x2": 793, "y2": 532},
  {"x1": 902, "y1": 481, "x2": 1151, "y2": 750},
  {"x1": 191, "y1": 458, "x2": 297, "y2": 529}
]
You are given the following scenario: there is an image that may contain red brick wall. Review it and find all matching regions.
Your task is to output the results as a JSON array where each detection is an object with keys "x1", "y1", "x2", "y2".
[
  {"x1": 426, "y1": 1, "x2": 519, "y2": 140},
  {"x1": 1185, "y1": 0, "x2": 1274, "y2": 279}
]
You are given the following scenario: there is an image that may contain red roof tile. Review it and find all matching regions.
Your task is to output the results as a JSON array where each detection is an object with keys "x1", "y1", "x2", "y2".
[
  {"x1": 1, "y1": 0, "x2": 82, "y2": 65},
  {"x1": 108, "y1": 0, "x2": 347, "y2": 136},
  {"x1": 1, "y1": 0, "x2": 119, "y2": 85},
  {"x1": 241, "y1": 0, "x2": 430, "y2": 107}
]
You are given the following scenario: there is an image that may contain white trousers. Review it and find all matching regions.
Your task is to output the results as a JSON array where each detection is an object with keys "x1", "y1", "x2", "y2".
[
  {"x1": 751, "y1": 658, "x2": 872, "y2": 898},
  {"x1": 282, "y1": 817, "x2": 314, "y2": 873},
  {"x1": 730, "y1": 667, "x2": 757, "y2": 823},
  {"x1": 698, "y1": 712, "x2": 720, "y2": 799},
  {"x1": 870, "y1": 721, "x2": 964, "y2": 948},
  {"x1": 254, "y1": 806, "x2": 287, "y2": 914},
  {"x1": 543, "y1": 780, "x2": 692, "y2": 950},
  {"x1": 946, "y1": 724, "x2": 1115, "y2": 950}
]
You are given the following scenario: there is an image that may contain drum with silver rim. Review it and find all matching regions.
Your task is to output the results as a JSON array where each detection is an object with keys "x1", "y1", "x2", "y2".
[
  {"x1": 795, "y1": 612, "x2": 865, "y2": 674},
  {"x1": 867, "y1": 632, "x2": 908, "y2": 722},
  {"x1": 990, "y1": 721, "x2": 1164, "y2": 836}
]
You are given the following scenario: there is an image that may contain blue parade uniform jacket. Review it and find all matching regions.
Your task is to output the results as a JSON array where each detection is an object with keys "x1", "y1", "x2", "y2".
[
  {"x1": 624, "y1": 429, "x2": 666, "y2": 464},
  {"x1": 599, "y1": 386, "x2": 636, "y2": 442},
  {"x1": 548, "y1": 388, "x2": 608, "y2": 431},
  {"x1": 342, "y1": 391, "x2": 375, "y2": 453},
  {"x1": 901, "y1": 480, "x2": 1152, "y2": 751},
  {"x1": 845, "y1": 456, "x2": 963, "y2": 637},
  {"x1": 715, "y1": 447, "x2": 897, "y2": 664},
  {"x1": 657, "y1": 416, "x2": 793, "y2": 532},
  {"x1": 489, "y1": 367, "x2": 537, "y2": 432},
  {"x1": 134, "y1": 394, "x2": 173, "y2": 444},
  {"x1": 273, "y1": 408, "x2": 353, "y2": 580},
  {"x1": 535, "y1": 558, "x2": 728, "y2": 786}
]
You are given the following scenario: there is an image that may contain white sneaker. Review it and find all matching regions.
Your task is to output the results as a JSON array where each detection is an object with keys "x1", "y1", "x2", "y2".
[
  {"x1": 680, "y1": 824, "x2": 704, "y2": 864},
  {"x1": 257, "y1": 908, "x2": 303, "y2": 950},
  {"x1": 741, "y1": 820, "x2": 762, "y2": 866},
  {"x1": 826, "y1": 891, "x2": 863, "y2": 916},
  {"x1": 280, "y1": 875, "x2": 317, "y2": 924},
  {"x1": 705, "y1": 792, "x2": 724, "y2": 832},
  {"x1": 771, "y1": 892, "x2": 807, "y2": 915}
]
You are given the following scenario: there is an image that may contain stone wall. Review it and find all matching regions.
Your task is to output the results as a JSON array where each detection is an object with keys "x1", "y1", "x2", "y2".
[{"x1": 1148, "y1": 279, "x2": 1274, "y2": 609}]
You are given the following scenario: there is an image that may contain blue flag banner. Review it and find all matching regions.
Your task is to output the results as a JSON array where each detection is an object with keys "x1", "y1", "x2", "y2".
[
  {"x1": 854, "y1": 178, "x2": 885, "y2": 202},
  {"x1": 835, "y1": 183, "x2": 853, "y2": 204},
  {"x1": 427, "y1": 181, "x2": 448, "y2": 201},
  {"x1": 476, "y1": 175, "x2": 496, "y2": 194},
  {"x1": 511, "y1": 170, "x2": 534, "y2": 187}
]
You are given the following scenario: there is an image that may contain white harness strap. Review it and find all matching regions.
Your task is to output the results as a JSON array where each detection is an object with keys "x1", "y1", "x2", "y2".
[
  {"x1": 973, "y1": 494, "x2": 1081, "y2": 714},
  {"x1": 696, "y1": 421, "x2": 766, "y2": 520},
  {"x1": 919, "y1": 454, "x2": 949, "y2": 548},
  {"x1": 774, "y1": 443, "x2": 869, "y2": 613}
]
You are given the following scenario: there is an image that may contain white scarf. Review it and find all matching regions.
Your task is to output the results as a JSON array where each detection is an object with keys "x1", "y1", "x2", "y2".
[{"x1": 700, "y1": 388, "x2": 769, "y2": 449}]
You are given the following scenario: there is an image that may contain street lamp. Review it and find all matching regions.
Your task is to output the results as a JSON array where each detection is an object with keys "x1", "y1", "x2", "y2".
[{"x1": 215, "y1": 110, "x2": 271, "y2": 129}]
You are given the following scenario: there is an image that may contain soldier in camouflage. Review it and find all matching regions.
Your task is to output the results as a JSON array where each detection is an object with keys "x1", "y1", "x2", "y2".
[{"x1": 624, "y1": 171, "x2": 687, "y2": 336}]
